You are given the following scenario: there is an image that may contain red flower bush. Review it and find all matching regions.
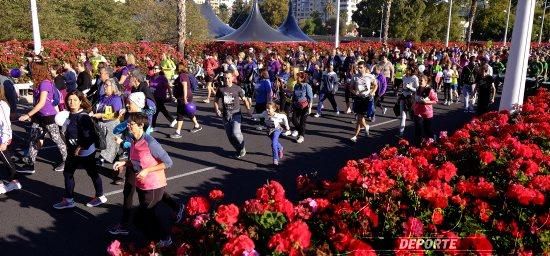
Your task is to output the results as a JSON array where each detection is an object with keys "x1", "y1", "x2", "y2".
[
  {"x1": 110, "y1": 89, "x2": 550, "y2": 255},
  {"x1": 209, "y1": 189, "x2": 224, "y2": 201}
]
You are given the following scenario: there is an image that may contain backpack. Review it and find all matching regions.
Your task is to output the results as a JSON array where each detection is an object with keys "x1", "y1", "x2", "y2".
[
  {"x1": 188, "y1": 74, "x2": 199, "y2": 92},
  {"x1": 464, "y1": 66, "x2": 476, "y2": 84}
]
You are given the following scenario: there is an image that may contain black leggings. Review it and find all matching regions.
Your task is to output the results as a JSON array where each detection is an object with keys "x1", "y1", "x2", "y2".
[
  {"x1": 443, "y1": 83, "x2": 452, "y2": 101},
  {"x1": 291, "y1": 106, "x2": 309, "y2": 136},
  {"x1": 0, "y1": 147, "x2": 17, "y2": 180},
  {"x1": 152, "y1": 97, "x2": 175, "y2": 127},
  {"x1": 63, "y1": 153, "x2": 103, "y2": 199},
  {"x1": 121, "y1": 167, "x2": 178, "y2": 227},
  {"x1": 413, "y1": 115, "x2": 434, "y2": 146},
  {"x1": 135, "y1": 187, "x2": 170, "y2": 241}
]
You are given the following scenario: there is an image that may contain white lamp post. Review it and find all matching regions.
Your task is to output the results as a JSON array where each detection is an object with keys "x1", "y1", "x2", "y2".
[
  {"x1": 499, "y1": 0, "x2": 536, "y2": 111},
  {"x1": 444, "y1": 0, "x2": 453, "y2": 48},
  {"x1": 31, "y1": 0, "x2": 42, "y2": 55},
  {"x1": 539, "y1": 0, "x2": 548, "y2": 45},
  {"x1": 335, "y1": 0, "x2": 341, "y2": 48},
  {"x1": 504, "y1": 0, "x2": 512, "y2": 44}
]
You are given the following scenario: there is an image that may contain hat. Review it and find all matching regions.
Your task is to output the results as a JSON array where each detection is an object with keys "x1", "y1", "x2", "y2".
[{"x1": 128, "y1": 92, "x2": 146, "y2": 109}]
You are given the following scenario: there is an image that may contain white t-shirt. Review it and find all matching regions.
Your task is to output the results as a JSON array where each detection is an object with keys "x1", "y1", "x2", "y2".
[
  {"x1": 443, "y1": 69, "x2": 452, "y2": 83},
  {"x1": 402, "y1": 75, "x2": 419, "y2": 97},
  {"x1": 354, "y1": 73, "x2": 376, "y2": 98},
  {"x1": 253, "y1": 112, "x2": 290, "y2": 130}
]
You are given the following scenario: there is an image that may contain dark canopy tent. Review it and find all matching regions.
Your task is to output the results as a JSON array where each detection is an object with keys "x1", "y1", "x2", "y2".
[
  {"x1": 278, "y1": 0, "x2": 314, "y2": 42},
  {"x1": 200, "y1": 2, "x2": 235, "y2": 38},
  {"x1": 216, "y1": 0, "x2": 298, "y2": 42}
]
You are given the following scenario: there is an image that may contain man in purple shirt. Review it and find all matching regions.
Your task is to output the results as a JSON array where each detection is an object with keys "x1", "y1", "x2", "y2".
[{"x1": 267, "y1": 53, "x2": 281, "y2": 82}]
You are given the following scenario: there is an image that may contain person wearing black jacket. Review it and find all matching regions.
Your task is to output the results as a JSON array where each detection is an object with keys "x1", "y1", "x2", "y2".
[
  {"x1": 76, "y1": 61, "x2": 92, "y2": 93},
  {"x1": 53, "y1": 91, "x2": 106, "y2": 209}
]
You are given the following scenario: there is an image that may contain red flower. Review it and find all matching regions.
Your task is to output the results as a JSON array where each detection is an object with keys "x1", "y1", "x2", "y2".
[
  {"x1": 186, "y1": 196, "x2": 210, "y2": 216},
  {"x1": 431, "y1": 209, "x2": 444, "y2": 225},
  {"x1": 473, "y1": 199, "x2": 492, "y2": 223},
  {"x1": 347, "y1": 239, "x2": 376, "y2": 256},
  {"x1": 215, "y1": 204, "x2": 240, "y2": 227},
  {"x1": 338, "y1": 165, "x2": 361, "y2": 184},
  {"x1": 107, "y1": 240, "x2": 122, "y2": 256},
  {"x1": 459, "y1": 234, "x2": 493, "y2": 256},
  {"x1": 209, "y1": 189, "x2": 224, "y2": 201},
  {"x1": 437, "y1": 162, "x2": 457, "y2": 182},
  {"x1": 222, "y1": 235, "x2": 257, "y2": 256},
  {"x1": 479, "y1": 151, "x2": 496, "y2": 164},
  {"x1": 256, "y1": 181, "x2": 286, "y2": 203},
  {"x1": 331, "y1": 232, "x2": 353, "y2": 252},
  {"x1": 402, "y1": 217, "x2": 424, "y2": 237},
  {"x1": 268, "y1": 221, "x2": 312, "y2": 254},
  {"x1": 506, "y1": 184, "x2": 545, "y2": 206},
  {"x1": 530, "y1": 175, "x2": 550, "y2": 192},
  {"x1": 243, "y1": 199, "x2": 266, "y2": 215},
  {"x1": 176, "y1": 243, "x2": 191, "y2": 256},
  {"x1": 275, "y1": 199, "x2": 295, "y2": 221}
]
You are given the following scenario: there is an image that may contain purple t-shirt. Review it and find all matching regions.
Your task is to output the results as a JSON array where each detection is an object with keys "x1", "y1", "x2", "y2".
[
  {"x1": 149, "y1": 75, "x2": 169, "y2": 99},
  {"x1": 34, "y1": 80, "x2": 57, "y2": 117},
  {"x1": 97, "y1": 95, "x2": 123, "y2": 113}
]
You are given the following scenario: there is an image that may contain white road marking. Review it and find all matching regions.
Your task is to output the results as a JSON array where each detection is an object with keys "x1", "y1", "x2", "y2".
[{"x1": 103, "y1": 166, "x2": 216, "y2": 197}]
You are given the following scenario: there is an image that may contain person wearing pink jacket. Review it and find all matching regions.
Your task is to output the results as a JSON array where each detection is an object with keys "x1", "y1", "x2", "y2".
[{"x1": 413, "y1": 74, "x2": 438, "y2": 145}]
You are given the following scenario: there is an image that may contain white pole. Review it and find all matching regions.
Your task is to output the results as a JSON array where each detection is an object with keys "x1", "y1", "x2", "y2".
[
  {"x1": 379, "y1": 4, "x2": 384, "y2": 42},
  {"x1": 31, "y1": 0, "x2": 42, "y2": 55},
  {"x1": 445, "y1": 0, "x2": 453, "y2": 48},
  {"x1": 499, "y1": 0, "x2": 536, "y2": 111},
  {"x1": 504, "y1": 0, "x2": 512, "y2": 44},
  {"x1": 335, "y1": 0, "x2": 341, "y2": 48},
  {"x1": 539, "y1": 0, "x2": 547, "y2": 45}
]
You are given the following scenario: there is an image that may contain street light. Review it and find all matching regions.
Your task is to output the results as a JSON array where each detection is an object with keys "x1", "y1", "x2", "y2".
[
  {"x1": 539, "y1": 0, "x2": 549, "y2": 45},
  {"x1": 379, "y1": 3, "x2": 384, "y2": 42},
  {"x1": 445, "y1": 0, "x2": 452, "y2": 48},
  {"x1": 504, "y1": 0, "x2": 512, "y2": 44}
]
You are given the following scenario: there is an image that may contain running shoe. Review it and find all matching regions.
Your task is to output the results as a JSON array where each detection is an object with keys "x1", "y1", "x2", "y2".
[
  {"x1": 170, "y1": 119, "x2": 178, "y2": 128},
  {"x1": 190, "y1": 126, "x2": 203, "y2": 133},
  {"x1": 108, "y1": 224, "x2": 129, "y2": 235},
  {"x1": 0, "y1": 184, "x2": 6, "y2": 194},
  {"x1": 53, "y1": 198, "x2": 75, "y2": 209},
  {"x1": 86, "y1": 195, "x2": 108, "y2": 207},
  {"x1": 291, "y1": 130, "x2": 299, "y2": 137},
  {"x1": 296, "y1": 136, "x2": 304, "y2": 144},
  {"x1": 273, "y1": 159, "x2": 279, "y2": 166},
  {"x1": 314, "y1": 113, "x2": 321, "y2": 118},
  {"x1": 236, "y1": 148, "x2": 247, "y2": 159},
  {"x1": 5, "y1": 180, "x2": 22, "y2": 192},
  {"x1": 350, "y1": 136, "x2": 357, "y2": 143},
  {"x1": 17, "y1": 164, "x2": 35, "y2": 174},
  {"x1": 54, "y1": 162, "x2": 65, "y2": 172},
  {"x1": 170, "y1": 133, "x2": 183, "y2": 139}
]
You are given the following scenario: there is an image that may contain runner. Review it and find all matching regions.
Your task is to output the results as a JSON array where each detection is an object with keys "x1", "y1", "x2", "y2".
[
  {"x1": 398, "y1": 65, "x2": 419, "y2": 138},
  {"x1": 412, "y1": 75, "x2": 438, "y2": 145},
  {"x1": 290, "y1": 72, "x2": 313, "y2": 144},
  {"x1": 252, "y1": 102, "x2": 291, "y2": 166},
  {"x1": 170, "y1": 63, "x2": 202, "y2": 139},
  {"x1": 53, "y1": 91, "x2": 106, "y2": 209},
  {"x1": 350, "y1": 61, "x2": 377, "y2": 143},
  {"x1": 315, "y1": 64, "x2": 339, "y2": 118},
  {"x1": 213, "y1": 70, "x2": 252, "y2": 158}
]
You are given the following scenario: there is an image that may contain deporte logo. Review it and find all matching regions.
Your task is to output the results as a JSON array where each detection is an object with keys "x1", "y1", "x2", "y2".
[{"x1": 397, "y1": 237, "x2": 459, "y2": 250}]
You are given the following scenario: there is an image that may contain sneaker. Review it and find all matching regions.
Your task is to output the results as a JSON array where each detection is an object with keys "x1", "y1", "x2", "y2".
[
  {"x1": 175, "y1": 203, "x2": 185, "y2": 223},
  {"x1": 0, "y1": 184, "x2": 6, "y2": 194},
  {"x1": 336, "y1": 111, "x2": 340, "y2": 115},
  {"x1": 296, "y1": 136, "x2": 304, "y2": 144},
  {"x1": 314, "y1": 113, "x2": 321, "y2": 118},
  {"x1": 190, "y1": 126, "x2": 203, "y2": 133},
  {"x1": 278, "y1": 148, "x2": 284, "y2": 160},
  {"x1": 86, "y1": 195, "x2": 108, "y2": 207},
  {"x1": 170, "y1": 119, "x2": 178, "y2": 128},
  {"x1": 54, "y1": 162, "x2": 65, "y2": 172},
  {"x1": 291, "y1": 130, "x2": 299, "y2": 137},
  {"x1": 16, "y1": 164, "x2": 35, "y2": 174},
  {"x1": 365, "y1": 126, "x2": 370, "y2": 136},
  {"x1": 345, "y1": 108, "x2": 352, "y2": 114},
  {"x1": 351, "y1": 119, "x2": 357, "y2": 124},
  {"x1": 170, "y1": 132, "x2": 182, "y2": 139},
  {"x1": 113, "y1": 178, "x2": 125, "y2": 186},
  {"x1": 444, "y1": 101, "x2": 448, "y2": 105},
  {"x1": 237, "y1": 148, "x2": 247, "y2": 159},
  {"x1": 256, "y1": 125, "x2": 265, "y2": 131},
  {"x1": 273, "y1": 159, "x2": 279, "y2": 166},
  {"x1": 53, "y1": 198, "x2": 76, "y2": 209},
  {"x1": 202, "y1": 99, "x2": 210, "y2": 104},
  {"x1": 157, "y1": 237, "x2": 173, "y2": 248},
  {"x1": 108, "y1": 224, "x2": 129, "y2": 235},
  {"x1": 350, "y1": 136, "x2": 357, "y2": 143},
  {"x1": 5, "y1": 180, "x2": 22, "y2": 192},
  {"x1": 383, "y1": 108, "x2": 387, "y2": 115}
]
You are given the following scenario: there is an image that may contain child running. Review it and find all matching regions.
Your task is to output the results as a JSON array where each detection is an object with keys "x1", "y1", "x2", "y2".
[{"x1": 252, "y1": 102, "x2": 291, "y2": 166}]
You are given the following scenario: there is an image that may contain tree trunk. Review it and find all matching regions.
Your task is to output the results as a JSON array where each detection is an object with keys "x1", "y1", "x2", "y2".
[
  {"x1": 466, "y1": 0, "x2": 477, "y2": 43},
  {"x1": 383, "y1": 0, "x2": 392, "y2": 43},
  {"x1": 177, "y1": 0, "x2": 186, "y2": 54}
]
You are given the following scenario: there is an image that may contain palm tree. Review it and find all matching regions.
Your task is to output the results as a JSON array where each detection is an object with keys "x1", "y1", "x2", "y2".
[
  {"x1": 325, "y1": 0, "x2": 335, "y2": 22},
  {"x1": 177, "y1": 0, "x2": 186, "y2": 54},
  {"x1": 466, "y1": 0, "x2": 477, "y2": 43},
  {"x1": 383, "y1": 0, "x2": 392, "y2": 43}
]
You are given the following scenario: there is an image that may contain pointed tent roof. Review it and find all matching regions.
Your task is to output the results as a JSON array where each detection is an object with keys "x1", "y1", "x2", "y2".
[
  {"x1": 278, "y1": 0, "x2": 314, "y2": 42},
  {"x1": 216, "y1": 0, "x2": 298, "y2": 42},
  {"x1": 200, "y1": 2, "x2": 235, "y2": 38}
]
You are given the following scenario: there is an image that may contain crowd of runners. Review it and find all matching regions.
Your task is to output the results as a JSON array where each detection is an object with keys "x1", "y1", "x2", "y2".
[{"x1": 1, "y1": 42, "x2": 548, "y2": 246}]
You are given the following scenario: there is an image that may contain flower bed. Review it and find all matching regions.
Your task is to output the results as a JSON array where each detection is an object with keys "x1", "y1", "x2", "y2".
[
  {"x1": 3, "y1": 39, "x2": 550, "y2": 69},
  {"x1": 108, "y1": 89, "x2": 550, "y2": 255}
]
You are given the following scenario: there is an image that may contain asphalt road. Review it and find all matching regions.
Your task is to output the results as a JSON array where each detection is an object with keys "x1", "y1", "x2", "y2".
[{"x1": 0, "y1": 87, "x2": 479, "y2": 256}]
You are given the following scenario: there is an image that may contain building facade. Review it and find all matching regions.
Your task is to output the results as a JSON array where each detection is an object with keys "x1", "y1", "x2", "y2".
[{"x1": 291, "y1": 0, "x2": 358, "y2": 25}]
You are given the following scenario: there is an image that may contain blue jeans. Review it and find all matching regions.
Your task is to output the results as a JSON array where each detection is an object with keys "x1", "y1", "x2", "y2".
[
  {"x1": 223, "y1": 113, "x2": 245, "y2": 152},
  {"x1": 270, "y1": 128, "x2": 283, "y2": 161}
]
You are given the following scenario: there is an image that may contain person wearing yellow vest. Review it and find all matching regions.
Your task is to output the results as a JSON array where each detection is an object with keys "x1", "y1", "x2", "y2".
[
  {"x1": 394, "y1": 58, "x2": 407, "y2": 95},
  {"x1": 90, "y1": 47, "x2": 107, "y2": 76},
  {"x1": 160, "y1": 53, "x2": 176, "y2": 80}
]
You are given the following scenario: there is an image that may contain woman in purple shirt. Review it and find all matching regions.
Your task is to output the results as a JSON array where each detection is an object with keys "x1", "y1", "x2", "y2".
[
  {"x1": 150, "y1": 67, "x2": 176, "y2": 129},
  {"x1": 18, "y1": 62, "x2": 67, "y2": 173},
  {"x1": 92, "y1": 78, "x2": 123, "y2": 164}
]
